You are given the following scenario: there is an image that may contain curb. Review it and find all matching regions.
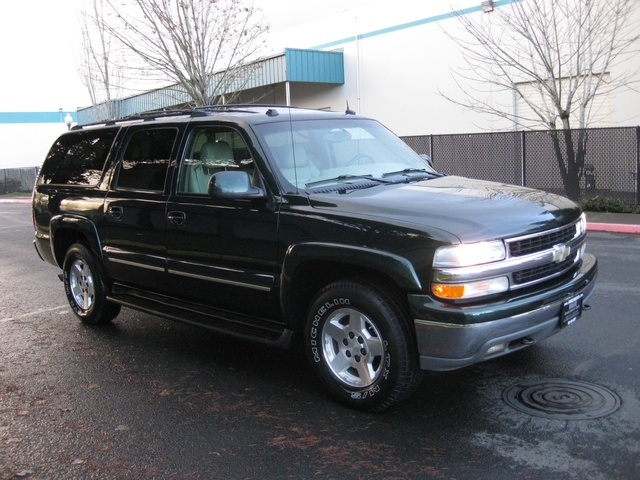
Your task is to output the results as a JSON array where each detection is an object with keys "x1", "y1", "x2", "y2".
[
  {"x1": 0, "y1": 198, "x2": 31, "y2": 204},
  {"x1": 587, "y1": 222, "x2": 640, "y2": 235}
]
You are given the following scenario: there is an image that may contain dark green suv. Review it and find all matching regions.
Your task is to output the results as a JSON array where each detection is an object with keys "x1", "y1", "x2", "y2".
[{"x1": 33, "y1": 105, "x2": 597, "y2": 411}]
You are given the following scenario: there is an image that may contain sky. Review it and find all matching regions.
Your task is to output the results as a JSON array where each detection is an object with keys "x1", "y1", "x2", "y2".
[{"x1": 0, "y1": 0, "x2": 377, "y2": 113}]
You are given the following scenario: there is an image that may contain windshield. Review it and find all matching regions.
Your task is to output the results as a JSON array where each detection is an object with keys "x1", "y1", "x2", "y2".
[{"x1": 254, "y1": 118, "x2": 437, "y2": 190}]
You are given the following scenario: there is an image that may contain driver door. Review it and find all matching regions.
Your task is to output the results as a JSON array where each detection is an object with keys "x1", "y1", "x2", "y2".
[{"x1": 165, "y1": 124, "x2": 281, "y2": 322}]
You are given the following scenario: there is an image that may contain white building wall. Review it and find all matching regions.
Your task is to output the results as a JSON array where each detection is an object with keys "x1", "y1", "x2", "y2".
[
  {"x1": 0, "y1": 122, "x2": 69, "y2": 169},
  {"x1": 267, "y1": 0, "x2": 640, "y2": 135}
]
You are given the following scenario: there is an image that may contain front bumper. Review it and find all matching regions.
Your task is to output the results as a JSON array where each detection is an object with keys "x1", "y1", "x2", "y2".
[{"x1": 409, "y1": 253, "x2": 597, "y2": 371}]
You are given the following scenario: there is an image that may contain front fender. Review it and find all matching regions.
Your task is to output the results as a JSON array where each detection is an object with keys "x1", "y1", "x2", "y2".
[{"x1": 280, "y1": 242, "x2": 422, "y2": 320}]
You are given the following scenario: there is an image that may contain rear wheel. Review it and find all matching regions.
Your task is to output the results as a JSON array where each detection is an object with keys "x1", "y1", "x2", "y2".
[
  {"x1": 62, "y1": 243, "x2": 120, "y2": 325},
  {"x1": 304, "y1": 279, "x2": 423, "y2": 411}
]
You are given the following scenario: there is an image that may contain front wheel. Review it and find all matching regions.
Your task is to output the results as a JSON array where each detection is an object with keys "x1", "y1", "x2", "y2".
[
  {"x1": 62, "y1": 243, "x2": 121, "y2": 325},
  {"x1": 304, "y1": 280, "x2": 423, "y2": 411}
]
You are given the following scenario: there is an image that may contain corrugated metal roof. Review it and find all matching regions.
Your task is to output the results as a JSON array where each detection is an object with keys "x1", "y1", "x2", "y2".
[
  {"x1": 286, "y1": 49, "x2": 344, "y2": 83},
  {"x1": 78, "y1": 49, "x2": 344, "y2": 124}
]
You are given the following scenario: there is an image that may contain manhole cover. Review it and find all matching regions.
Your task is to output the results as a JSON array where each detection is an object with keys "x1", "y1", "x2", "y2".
[{"x1": 503, "y1": 379, "x2": 621, "y2": 420}]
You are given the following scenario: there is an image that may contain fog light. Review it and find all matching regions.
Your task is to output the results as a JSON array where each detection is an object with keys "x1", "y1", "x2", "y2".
[{"x1": 486, "y1": 343, "x2": 506, "y2": 355}]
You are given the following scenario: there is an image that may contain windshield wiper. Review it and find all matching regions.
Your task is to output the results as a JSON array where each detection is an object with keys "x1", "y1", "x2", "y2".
[
  {"x1": 305, "y1": 174, "x2": 390, "y2": 188},
  {"x1": 382, "y1": 168, "x2": 442, "y2": 178}
]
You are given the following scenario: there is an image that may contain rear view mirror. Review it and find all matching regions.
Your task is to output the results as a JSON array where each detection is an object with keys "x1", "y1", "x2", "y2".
[{"x1": 208, "y1": 170, "x2": 265, "y2": 200}]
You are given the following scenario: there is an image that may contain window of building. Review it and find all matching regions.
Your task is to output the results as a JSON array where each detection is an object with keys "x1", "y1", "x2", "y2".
[{"x1": 514, "y1": 73, "x2": 612, "y2": 129}]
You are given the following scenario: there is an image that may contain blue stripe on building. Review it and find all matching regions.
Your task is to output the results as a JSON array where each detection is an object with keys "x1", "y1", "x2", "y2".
[
  {"x1": 310, "y1": 0, "x2": 522, "y2": 50},
  {"x1": 0, "y1": 112, "x2": 78, "y2": 124}
]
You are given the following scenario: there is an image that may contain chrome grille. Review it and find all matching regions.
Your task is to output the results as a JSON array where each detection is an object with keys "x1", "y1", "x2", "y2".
[
  {"x1": 508, "y1": 224, "x2": 577, "y2": 257},
  {"x1": 513, "y1": 251, "x2": 579, "y2": 285}
]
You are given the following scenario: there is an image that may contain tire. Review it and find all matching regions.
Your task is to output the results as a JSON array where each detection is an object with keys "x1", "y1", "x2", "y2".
[
  {"x1": 304, "y1": 279, "x2": 423, "y2": 411},
  {"x1": 62, "y1": 243, "x2": 121, "y2": 325}
]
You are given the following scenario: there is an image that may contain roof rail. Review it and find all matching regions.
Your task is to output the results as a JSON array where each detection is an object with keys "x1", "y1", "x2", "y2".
[
  {"x1": 191, "y1": 104, "x2": 297, "y2": 114},
  {"x1": 121, "y1": 108, "x2": 208, "y2": 121},
  {"x1": 70, "y1": 108, "x2": 206, "y2": 130},
  {"x1": 70, "y1": 104, "x2": 299, "y2": 130},
  {"x1": 192, "y1": 104, "x2": 293, "y2": 109}
]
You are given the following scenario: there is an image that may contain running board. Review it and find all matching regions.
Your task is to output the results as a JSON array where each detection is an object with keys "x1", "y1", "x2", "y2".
[{"x1": 107, "y1": 284, "x2": 293, "y2": 348}]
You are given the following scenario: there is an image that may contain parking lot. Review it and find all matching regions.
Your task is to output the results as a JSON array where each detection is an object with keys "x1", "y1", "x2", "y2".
[{"x1": 1, "y1": 201, "x2": 639, "y2": 479}]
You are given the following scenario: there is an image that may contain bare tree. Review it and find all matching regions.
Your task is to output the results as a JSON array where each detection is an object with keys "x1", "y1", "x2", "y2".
[
  {"x1": 443, "y1": 0, "x2": 640, "y2": 200},
  {"x1": 78, "y1": 0, "x2": 124, "y2": 122},
  {"x1": 96, "y1": 0, "x2": 268, "y2": 107}
]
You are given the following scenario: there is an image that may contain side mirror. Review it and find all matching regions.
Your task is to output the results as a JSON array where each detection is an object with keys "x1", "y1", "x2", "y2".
[{"x1": 208, "y1": 170, "x2": 265, "y2": 200}]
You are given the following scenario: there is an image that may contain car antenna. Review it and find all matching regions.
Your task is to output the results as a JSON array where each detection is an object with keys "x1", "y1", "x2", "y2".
[{"x1": 345, "y1": 101, "x2": 356, "y2": 115}]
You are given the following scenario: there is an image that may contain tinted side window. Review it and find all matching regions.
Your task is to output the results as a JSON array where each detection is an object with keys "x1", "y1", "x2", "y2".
[
  {"x1": 116, "y1": 128, "x2": 177, "y2": 191},
  {"x1": 38, "y1": 129, "x2": 117, "y2": 186}
]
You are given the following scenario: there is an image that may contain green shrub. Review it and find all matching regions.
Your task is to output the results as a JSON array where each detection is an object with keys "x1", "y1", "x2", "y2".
[{"x1": 580, "y1": 196, "x2": 640, "y2": 214}]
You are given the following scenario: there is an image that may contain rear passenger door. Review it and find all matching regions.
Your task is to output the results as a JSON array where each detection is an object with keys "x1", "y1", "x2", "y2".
[
  {"x1": 165, "y1": 124, "x2": 281, "y2": 321},
  {"x1": 101, "y1": 125, "x2": 180, "y2": 293}
]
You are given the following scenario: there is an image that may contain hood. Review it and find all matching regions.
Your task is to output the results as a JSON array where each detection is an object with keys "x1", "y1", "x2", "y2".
[{"x1": 308, "y1": 176, "x2": 581, "y2": 243}]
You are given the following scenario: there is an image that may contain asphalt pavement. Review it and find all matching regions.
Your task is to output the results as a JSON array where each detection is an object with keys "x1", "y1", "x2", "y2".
[{"x1": 1, "y1": 200, "x2": 639, "y2": 479}]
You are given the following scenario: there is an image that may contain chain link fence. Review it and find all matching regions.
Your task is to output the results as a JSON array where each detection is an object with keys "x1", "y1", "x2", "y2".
[
  {"x1": 402, "y1": 126, "x2": 640, "y2": 204},
  {"x1": 0, "y1": 167, "x2": 39, "y2": 195}
]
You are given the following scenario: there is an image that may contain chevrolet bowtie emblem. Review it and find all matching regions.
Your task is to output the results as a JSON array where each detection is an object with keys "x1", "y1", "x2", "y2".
[{"x1": 551, "y1": 244, "x2": 571, "y2": 263}]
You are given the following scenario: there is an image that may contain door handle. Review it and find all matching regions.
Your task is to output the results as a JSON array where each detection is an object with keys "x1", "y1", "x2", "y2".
[
  {"x1": 107, "y1": 205, "x2": 124, "y2": 221},
  {"x1": 167, "y1": 211, "x2": 186, "y2": 226}
]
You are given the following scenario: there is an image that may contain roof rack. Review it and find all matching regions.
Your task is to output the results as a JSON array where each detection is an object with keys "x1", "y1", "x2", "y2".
[
  {"x1": 121, "y1": 109, "x2": 208, "y2": 121},
  {"x1": 71, "y1": 108, "x2": 204, "y2": 130},
  {"x1": 192, "y1": 104, "x2": 295, "y2": 111},
  {"x1": 70, "y1": 104, "x2": 302, "y2": 130}
]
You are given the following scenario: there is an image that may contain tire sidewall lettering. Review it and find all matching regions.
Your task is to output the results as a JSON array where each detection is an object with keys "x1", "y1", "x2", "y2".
[
  {"x1": 354, "y1": 341, "x2": 391, "y2": 397},
  {"x1": 309, "y1": 298, "x2": 351, "y2": 364},
  {"x1": 307, "y1": 293, "x2": 392, "y2": 401}
]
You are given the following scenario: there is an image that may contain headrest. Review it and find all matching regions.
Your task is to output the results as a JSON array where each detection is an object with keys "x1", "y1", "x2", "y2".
[{"x1": 201, "y1": 141, "x2": 233, "y2": 160}]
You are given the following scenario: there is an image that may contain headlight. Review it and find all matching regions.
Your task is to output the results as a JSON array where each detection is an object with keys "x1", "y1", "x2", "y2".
[
  {"x1": 434, "y1": 240, "x2": 506, "y2": 267},
  {"x1": 577, "y1": 213, "x2": 587, "y2": 236}
]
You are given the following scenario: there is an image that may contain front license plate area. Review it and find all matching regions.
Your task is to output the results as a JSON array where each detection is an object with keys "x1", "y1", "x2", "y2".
[{"x1": 560, "y1": 294, "x2": 583, "y2": 328}]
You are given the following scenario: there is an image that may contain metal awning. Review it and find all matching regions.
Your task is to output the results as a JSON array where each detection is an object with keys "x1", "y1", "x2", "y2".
[{"x1": 77, "y1": 48, "x2": 344, "y2": 124}]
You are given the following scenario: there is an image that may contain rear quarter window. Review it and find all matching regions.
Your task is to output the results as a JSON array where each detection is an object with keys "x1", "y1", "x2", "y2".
[{"x1": 38, "y1": 129, "x2": 118, "y2": 186}]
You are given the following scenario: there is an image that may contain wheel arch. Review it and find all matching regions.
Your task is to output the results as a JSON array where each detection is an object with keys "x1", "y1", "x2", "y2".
[
  {"x1": 50, "y1": 215, "x2": 102, "y2": 268},
  {"x1": 280, "y1": 242, "x2": 422, "y2": 329}
]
